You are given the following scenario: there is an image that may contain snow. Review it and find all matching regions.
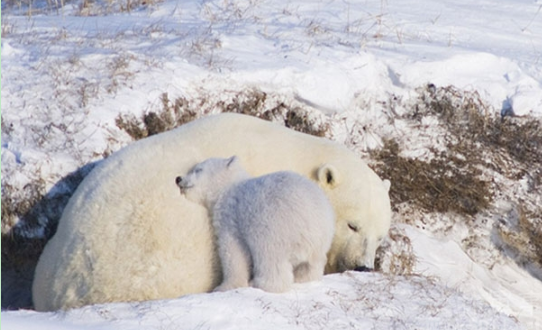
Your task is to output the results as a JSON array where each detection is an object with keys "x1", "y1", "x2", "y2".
[
  {"x1": 2, "y1": 0, "x2": 542, "y2": 329},
  {"x1": 406, "y1": 225, "x2": 542, "y2": 328},
  {"x1": 1, "y1": 272, "x2": 524, "y2": 330}
]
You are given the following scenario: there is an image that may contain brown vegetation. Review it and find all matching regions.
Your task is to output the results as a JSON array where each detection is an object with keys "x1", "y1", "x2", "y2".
[
  {"x1": 372, "y1": 84, "x2": 542, "y2": 218},
  {"x1": 495, "y1": 206, "x2": 542, "y2": 280},
  {"x1": 375, "y1": 226, "x2": 417, "y2": 276},
  {"x1": 116, "y1": 89, "x2": 329, "y2": 140},
  {"x1": 371, "y1": 139, "x2": 492, "y2": 216},
  {"x1": 415, "y1": 84, "x2": 542, "y2": 186}
]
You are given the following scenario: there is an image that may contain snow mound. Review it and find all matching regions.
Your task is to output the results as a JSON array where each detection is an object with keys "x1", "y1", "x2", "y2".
[{"x1": 2, "y1": 272, "x2": 522, "y2": 330}]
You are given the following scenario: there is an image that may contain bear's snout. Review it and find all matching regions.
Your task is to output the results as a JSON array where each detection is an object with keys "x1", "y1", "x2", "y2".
[{"x1": 175, "y1": 176, "x2": 191, "y2": 196}]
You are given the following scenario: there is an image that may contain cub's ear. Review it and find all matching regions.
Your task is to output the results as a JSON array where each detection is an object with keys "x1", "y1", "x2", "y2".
[
  {"x1": 226, "y1": 156, "x2": 239, "y2": 168},
  {"x1": 316, "y1": 164, "x2": 341, "y2": 189},
  {"x1": 382, "y1": 179, "x2": 391, "y2": 192}
]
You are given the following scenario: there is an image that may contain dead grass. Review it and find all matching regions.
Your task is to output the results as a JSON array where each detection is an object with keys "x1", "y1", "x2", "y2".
[
  {"x1": 115, "y1": 93, "x2": 198, "y2": 140},
  {"x1": 495, "y1": 206, "x2": 542, "y2": 280},
  {"x1": 414, "y1": 84, "x2": 542, "y2": 186},
  {"x1": 372, "y1": 84, "x2": 542, "y2": 218},
  {"x1": 1, "y1": 15, "x2": 16, "y2": 37},
  {"x1": 2, "y1": 163, "x2": 95, "y2": 239},
  {"x1": 370, "y1": 84, "x2": 542, "y2": 276},
  {"x1": 375, "y1": 226, "x2": 417, "y2": 276},
  {"x1": 371, "y1": 139, "x2": 492, "y2": 216},
  {"x1": 1, "y1": 181, "x2": 47, "y2": 235},
  {"x1": 218, "y1": 89, "x2": 330, "y2": 137},
  {"x1": 116, "y1": 89, "x2": 329, "y2": 140},
  {"x1": 3, "y1": 0, "x2": 161, "y2": 17}
]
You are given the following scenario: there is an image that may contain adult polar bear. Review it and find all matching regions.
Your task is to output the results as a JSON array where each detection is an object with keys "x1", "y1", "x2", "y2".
[{"x1": 33, "y1": 113, "x2": 392, "y2": 311}]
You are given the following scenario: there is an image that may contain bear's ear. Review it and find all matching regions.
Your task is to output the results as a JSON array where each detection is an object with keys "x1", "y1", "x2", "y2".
[
  {"x1": 226, "y1": 156, "x2": 239, "y2": 168},
  {"x1": 382, "y1": 179, "x2": 391, "y2": 192},
  {"x1": 316, "y1": 164, "x2": 341, "y2": 189}
]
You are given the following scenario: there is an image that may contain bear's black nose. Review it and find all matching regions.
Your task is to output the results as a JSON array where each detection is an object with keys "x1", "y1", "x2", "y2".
[
  {"x1": 353, "y1": 266, "x2": 372, "y2": 272},
  {"x1": 175, "y1": 176, "x2": 183, "y2": 185}
]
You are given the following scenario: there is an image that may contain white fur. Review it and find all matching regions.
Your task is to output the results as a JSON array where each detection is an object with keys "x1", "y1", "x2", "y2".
[
  {"x1": 32, "y1": 113, "x2": 392, "y2": 311},
  {"x1": 178, "y1": 156, "x2": 335, "y2": 293}
]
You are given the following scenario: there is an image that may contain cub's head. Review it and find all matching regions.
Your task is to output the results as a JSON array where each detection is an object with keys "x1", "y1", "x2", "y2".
[{"x1": 175, "y1": 156, "x2": 247, "y2": 208}]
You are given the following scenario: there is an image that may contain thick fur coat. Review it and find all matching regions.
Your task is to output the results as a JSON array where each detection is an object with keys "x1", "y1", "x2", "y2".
[
  {"x1": 178, "y1": 156, "x2": 335, "y2": 293},
  {"x1": 33, "y1": 113, "x2": 391, "y2": 311}
]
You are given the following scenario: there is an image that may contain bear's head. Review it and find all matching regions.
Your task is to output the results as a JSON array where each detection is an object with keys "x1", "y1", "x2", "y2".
[
  {"x1": 316, "y1": 164, "x2": 392, "y2": 273},
  {"x1": 176, "y1": 156, "x2": 249, "y2": 208}
]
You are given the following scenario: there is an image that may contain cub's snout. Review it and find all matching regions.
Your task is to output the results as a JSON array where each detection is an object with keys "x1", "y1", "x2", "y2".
[{"x1": 175, "y1": 176, "x2": 183, "y2": 186}]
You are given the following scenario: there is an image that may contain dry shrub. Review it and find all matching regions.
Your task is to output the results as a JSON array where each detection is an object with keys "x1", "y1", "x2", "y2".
[
  {"x1": 115, "y1": 113, "x2": 147, "y2": 140},
  {"x1": 415, "y1": 84, "x2": 542, "y2": 187},
  {"x1": 375, "y1": 226, "x2": 417, "y2": 276},
  {"x1": 115, "y1": 93, "x2": 198, "y2": 140},
  {"x1": 219, "y1": 89, "x2": 329, "y2": 137},
  {"x1": 495, "y1": 206, "x2": 542, "y2": 280},
  {"x1": 372, "y1": 84, "x2": 542, "y2": 217},
  {"x1": 116, "y1": 89, "x2": 329, "y2": 140},
  {"x1": 371, "y1": 139, "x2": 492, "y2": 216},
  {"x1": 2, "y1": 164, "x2": 96, "y2": 241},
  {"x1": 373, "y1": 84, "x2": 542, "y2": 278},
  {"x1": 218, "y1": 88, "x2": 269, "y2": 118},
  {"x1": 2, "y1": 181, "x2": 46, "y2": 234},
  {"x1": 78, "y1": 0, "x2": 162, "y2": 16}
]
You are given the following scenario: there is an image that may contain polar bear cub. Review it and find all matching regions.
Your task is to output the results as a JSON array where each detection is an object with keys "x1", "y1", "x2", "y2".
[{"x1": 176, "y1": 156, "x2": 335, "y2": 293}]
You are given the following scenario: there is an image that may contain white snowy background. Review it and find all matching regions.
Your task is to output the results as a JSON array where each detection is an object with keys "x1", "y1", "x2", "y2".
[{"x1": 2, "y1": 0, "x2": 542, "y2": 329}]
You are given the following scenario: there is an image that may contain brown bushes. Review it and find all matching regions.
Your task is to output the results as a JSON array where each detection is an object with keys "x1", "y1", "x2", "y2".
[
  {"x1": 116, "y1": 89, "x2": 329, "y2": 140},
  {"x1": 371, "y1": 139, "x2": 492, "y2": 216}
]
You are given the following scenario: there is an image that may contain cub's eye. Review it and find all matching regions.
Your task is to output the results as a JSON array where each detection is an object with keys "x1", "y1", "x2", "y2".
[
  {"x1": 348, "y1": 223, "x2": 359, "y2": 232},
  {"x1": 194, "y1": 168, "x2": 202, "y2": 174}
]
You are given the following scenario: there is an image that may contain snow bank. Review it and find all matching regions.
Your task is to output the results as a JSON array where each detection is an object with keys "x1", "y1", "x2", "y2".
[{"x1": 2, "y1": 271, "x2": 523, "y2": 330}]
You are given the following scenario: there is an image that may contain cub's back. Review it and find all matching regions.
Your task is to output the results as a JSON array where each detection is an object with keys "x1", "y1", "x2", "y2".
[{"x1": 220, "y1": 171, "x2": 334, "y2": 230}]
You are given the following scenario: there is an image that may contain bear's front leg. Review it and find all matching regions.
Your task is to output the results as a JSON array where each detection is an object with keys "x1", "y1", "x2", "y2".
[{"x1": 213, "y1": 232, "x2": 251, "y2": 292}]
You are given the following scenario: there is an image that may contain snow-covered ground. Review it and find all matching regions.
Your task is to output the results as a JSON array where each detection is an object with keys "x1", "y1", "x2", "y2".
[
  {"x1": 2, "y1": 0, "x2": 542, "y2": 329},
  {"x1": 0, "y1": 271, "x2": 524, "y2": 330}
]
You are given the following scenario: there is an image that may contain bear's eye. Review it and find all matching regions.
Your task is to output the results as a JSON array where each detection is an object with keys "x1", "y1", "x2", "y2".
[
  {"x1": 194, "y1": 168, "x2": 202, "y2": 174},
  {"x1": 348, "y1": 223, "x2": 359, "y2": 232}
]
